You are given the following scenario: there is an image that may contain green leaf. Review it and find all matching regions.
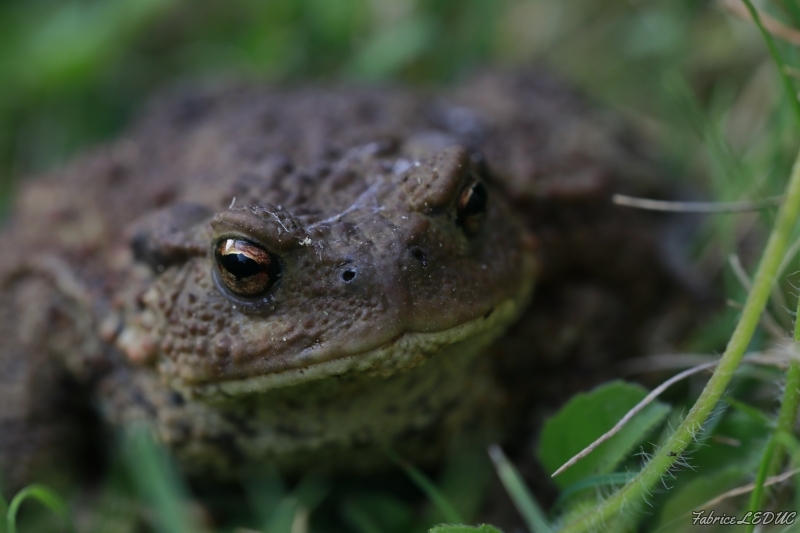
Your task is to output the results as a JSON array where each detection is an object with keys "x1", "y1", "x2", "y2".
[
  {"x1": 538, "y1": 381, "x2": 671, "y2": 488},
  {"x1": 429, "y1": 525, "x2": 503, "y2": 533},
  {"x1": 6, "y1": 484, "x2": 72, "y2": 533}
]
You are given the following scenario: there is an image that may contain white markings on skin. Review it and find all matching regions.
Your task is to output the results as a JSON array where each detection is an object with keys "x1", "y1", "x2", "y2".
[
  {"x1": 229, "y1": 197, "x2": 236, "y2": 209},
  {"x1": 392, "y1": 159, "x2": 412, "y2": 175},
  {"x1": 308, "y1": 179, "x2": 385, "y2": 229},
  {"x1": 266, "y1": 211, "x2": 291, "y2": 233}
]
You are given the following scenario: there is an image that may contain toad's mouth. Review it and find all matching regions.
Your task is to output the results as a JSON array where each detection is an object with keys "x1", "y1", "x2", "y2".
[{"x1": 171, "y1": 288, "x2": 532, "y2": 400}]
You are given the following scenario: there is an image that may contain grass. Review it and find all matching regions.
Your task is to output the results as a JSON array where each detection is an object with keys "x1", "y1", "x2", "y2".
[
  {"x1": 3, "y1": 0, "x2": 800, "y2": 532},
  {"x1": 1, "y1": 484, "x2": 72, "y2": 533},
  {"x1": 560, "y1": 114, "x2": 800, "y2": 533}
]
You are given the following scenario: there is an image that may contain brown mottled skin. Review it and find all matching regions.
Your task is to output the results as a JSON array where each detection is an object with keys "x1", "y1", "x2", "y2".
[{"x1": 0, "y1": 72, "x2": 687, "y2": 488}]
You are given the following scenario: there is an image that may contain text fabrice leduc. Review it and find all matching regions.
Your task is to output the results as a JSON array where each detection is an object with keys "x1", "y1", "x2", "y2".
[{"x1": 691, "y1": 510, "x2": 796, "y2": 526}]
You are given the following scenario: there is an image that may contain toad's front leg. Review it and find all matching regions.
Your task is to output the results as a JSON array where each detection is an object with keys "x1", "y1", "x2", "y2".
[{"x1": 0, "y1": 257, "x2": 104, "y2": 493}]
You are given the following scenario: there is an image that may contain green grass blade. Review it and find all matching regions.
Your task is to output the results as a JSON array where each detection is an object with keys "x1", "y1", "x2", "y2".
[
  {"x1": 741, "y1": 0, "x2": 800, "y2": 128},
  {"x1": 429, "y1": 526, "x2": 503, "y2": 533},
  {"x1": 774, "y1": 431, "x2": 800, "y2": 460},
  {"x1": 6, "y1": 484, "x2": 71, "y2": 533},
  {"x1": 122, "y1": 424, "x2": 198, "y2": 533},
  {"x1": 746, "y1": 438, "x2": 778, "y2": 533},
  {"x1": 385, "y1": 449, "x2": 463, "y2": 525},
  {"x1": 340, "y1": 499, "x2": 384, "y2": 533},
  {"x1": 291, "y1": 473, "x2": 330, "y2": 511},
  {"x1": 425, "y1": 440, "x2": 493, "y2": 525},
  {"x1": 662, "y1": 71, "x2": 746, "y2": 192},
  {"x1": 487, "y1": 445, "x2": 551, "y2": 533},
  {"x1": 0, "y1": 490, "x2": 7, "y2": 533},
  {"x1": 263, "y1": 497, "x2": 298, "y2": 533},
  {"x1": 778, "y1": 0, "x2": 800, "y2": 27},
  {"x1": 244, "y1": 467, "x2": 287, "y2": 528},
  {"x1": 723, "y1": 397, "x2": 774, "y2": 426},
  {"x1": 746, "y1": 312, "x2": 800, "y2": 531},
  {"x1": 559, "y1": 111, "x2": 800, "y2": 533},
  {"x1": 738, "y1": 4, "x2": 800, "y2": 530}
]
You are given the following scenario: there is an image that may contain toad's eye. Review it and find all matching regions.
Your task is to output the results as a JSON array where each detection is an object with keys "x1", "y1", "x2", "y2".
[
  {"x1": 456, "y1": 181, "x2": 488, "y2": 235},
  {"x1": 214, "y1": 239, "x2": 280, "y2": 296}
]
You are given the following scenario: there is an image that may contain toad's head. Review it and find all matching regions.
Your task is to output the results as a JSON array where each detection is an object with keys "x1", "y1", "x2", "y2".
[{"x1": 118, "y1": 144, "x2": 536, "y2": 398}]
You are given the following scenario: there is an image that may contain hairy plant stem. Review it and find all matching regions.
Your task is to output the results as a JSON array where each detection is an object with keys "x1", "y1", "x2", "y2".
[
  {"x1": 769, "y1": 362, "x2": 800, "y2": 472},
  {"x1": 745, "y1": 318, "x2": 800, "y2": 533},
  {"x1": 558, "y1": 146, "x2": 800, "y2": 533},
  {"x1": 734, "y1": 4, "x2": 800, "y2": 530}
]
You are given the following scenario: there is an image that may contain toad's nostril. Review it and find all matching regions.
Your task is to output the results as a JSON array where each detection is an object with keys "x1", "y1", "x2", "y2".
[{"x1": 341, "y1": 269, "x2": 357, "y2": 282}]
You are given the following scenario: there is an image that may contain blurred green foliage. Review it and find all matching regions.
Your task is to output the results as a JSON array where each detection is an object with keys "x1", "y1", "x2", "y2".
[
  {"x1": 0, "y1": 0, "x2": 506, "y2": 199},
  {"x1": 0, "y1": 0, "x2": 795, "y2": 198}
]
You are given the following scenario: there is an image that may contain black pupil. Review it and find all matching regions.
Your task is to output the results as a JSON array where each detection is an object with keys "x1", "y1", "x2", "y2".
[
  {"x1": 463, "y1": 182, "x2": 488, "y2": 216},
  {"x1": 220, "y1": 253, "x2": 264, "y2": 279}
]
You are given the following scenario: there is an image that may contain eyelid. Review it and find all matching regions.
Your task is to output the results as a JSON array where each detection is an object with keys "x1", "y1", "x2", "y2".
[
  {"x1": 211, "y1": 208, "x2": 308, "y2": 252},
  {"x1": 218, "y1": 239, "x2": 272, "y2": 265}
]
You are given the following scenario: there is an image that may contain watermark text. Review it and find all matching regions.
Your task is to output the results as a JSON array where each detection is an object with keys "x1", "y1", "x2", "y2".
[{"x1": 692, "y1": 510, "x2": 796, "y2": 526}]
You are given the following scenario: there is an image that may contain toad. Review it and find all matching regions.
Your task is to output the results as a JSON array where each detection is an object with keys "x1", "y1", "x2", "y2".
[{"x1": 0, "y1": 72, "x2": 688, "y2": 487}]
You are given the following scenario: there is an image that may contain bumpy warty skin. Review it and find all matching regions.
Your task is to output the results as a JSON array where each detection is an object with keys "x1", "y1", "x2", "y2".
[{"x1": 0, "y1": 71, "x2": 685, "y2": 486}]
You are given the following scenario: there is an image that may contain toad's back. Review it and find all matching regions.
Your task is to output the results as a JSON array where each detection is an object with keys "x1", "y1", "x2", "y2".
[{"x1": 0, "y1": 72, "x2": 687, "y2": 486}]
